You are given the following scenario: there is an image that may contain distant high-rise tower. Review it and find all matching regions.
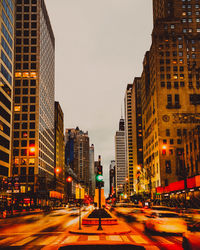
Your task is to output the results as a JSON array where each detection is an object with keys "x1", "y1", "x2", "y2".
[
  {"x1": 65, "y1": 128, "x2": 90, "y2": 191},
  {"x1": 115, "y1": 117, "x2": 126, "y2": 195},
  {"x1": 12, "y1": 0, "x2": 55, "y2": 202},
  {"x1": 109, "y1": 160, "x2": 115, "y2": 196},
  {"x1": 0, "y1": 0, "x2": 15, "y2": 178},
  {"x1": 89, "y1": 144, "x2": 95, "y2": 197}
]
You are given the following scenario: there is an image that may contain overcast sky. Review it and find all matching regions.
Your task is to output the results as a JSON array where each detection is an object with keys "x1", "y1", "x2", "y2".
[{"x1": 45, "y1": 0, "x2": 153, "y2": 196}]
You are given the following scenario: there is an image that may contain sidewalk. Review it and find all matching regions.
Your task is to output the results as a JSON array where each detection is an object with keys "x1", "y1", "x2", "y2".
[
  {"x1": 69, "y1": 219, "x2": 132, "y2": 235},
  {"x1": 0, "y1": 208, "x2": 43, "y2": 219}
]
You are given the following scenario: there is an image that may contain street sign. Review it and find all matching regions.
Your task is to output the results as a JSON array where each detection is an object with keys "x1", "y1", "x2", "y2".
[{"x1": 75, "y1": 187, "x2": 85, "y2": 199}]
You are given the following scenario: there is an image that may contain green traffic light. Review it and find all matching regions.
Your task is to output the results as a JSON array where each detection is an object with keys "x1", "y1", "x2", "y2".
[{"x1": 96, "y1": 174, "x2": 103, "y2": 182}]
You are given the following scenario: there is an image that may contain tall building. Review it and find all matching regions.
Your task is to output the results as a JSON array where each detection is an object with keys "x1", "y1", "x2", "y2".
[
  {"x1": 12, "y1": 0, "x2": 55, "y2": 203},
  {"x1": 141, "y1": 0, "x2": 200, "y2": 199},
  {"x1": 0, "y1": 0, "x2": 15, "y2": 178},
  {"x1": 54, "y1": 101, "x2": 64, "y2": 197},
  {"x1": 109, "y1": 160, "x2": 115, "y2": 196},
  {"x1": 131, "y1": 78, "x2": 144, "y2": 194},
  {"x1": 89, "y1": 144, "x2": 95, "y2": 197},
  {"x1": 65, "y1": 128, "x2": 90, "y2": 192},
  {"x1": 115, "y1": 117, "x2": 126, "y2": 195},
  {"x1": 124, "y1": 84, "x2": 134, "y2": 196}
]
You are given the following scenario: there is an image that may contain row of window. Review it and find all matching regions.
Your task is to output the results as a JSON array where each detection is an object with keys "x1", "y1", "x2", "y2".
[
  {"x1": 16, "y1": 22, "x2": 37, "y2": 29},
  {"x1": 183, "y1": 28, "x2": 200, "y2": 33},
  {"x1": 160, "y1": 73, "x2": 185, "y2": 80},
  {"x1": 161, "y1": 81, "x2": 185, "y2": 88},
  {"x1": 14, "y1": 131, "x2": 35, "y2": 139},
  {"x1": 160, "y1": 66, "x2": 185, "y2": 72},
  {"x1": 16, "y1": 63, "x2": 37, "y2": 70},
  {"x1": 182, "y1": 4, "x2": 200, "y2": 8},
  {"x1": 16, "y1": 46, "x2": 37, "y2": 53},
  {"x1": 165, "y1": 129, "x2": 187, "y2": 137},
  {"x1": 15, "y1": 88, "x2": 36, "y2": 95},
  {"x1": 16, "y1": 38, "x2": 37, "y2": 45},
  {"x1": 12, "y1": 167, "x2": 35, "y2": 176},
  {"x1": 16, "y1": 14, "x2": 37, "y2": 21},
  {"x1": 182, "y1": 17, "x2": 200, "y2": 22},
  {"x1": 14, "y1": 140, "x2": 35, "y2": 147},
  {"x1": 16, "y1": 30, "x2": 37, "y2": 37},
  {"x1": 14, "y1": 122, "x2": 35, "y2": 130},
  {"x1": 15, "y1": 79, "x2": 36, "y2": 86},
  {"x1": 14, "y1": 96, "x2": 36, "y2": 103},
  {"x1": 17, "y1": 0, "x2": 37, "y2": 4},
  {"x1": 16, "y1": 5, "x2": 37, "y2": 12}
]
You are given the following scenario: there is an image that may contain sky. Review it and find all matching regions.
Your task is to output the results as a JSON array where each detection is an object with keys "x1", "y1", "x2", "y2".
[{"x1": 45, "y1": 0, "x2": 153, "y2": 196}]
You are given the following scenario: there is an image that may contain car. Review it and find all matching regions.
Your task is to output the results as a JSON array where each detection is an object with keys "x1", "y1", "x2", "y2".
[
  {"x1": 182, "y1": 222, "x2": 200, "y2": 250},
  {"x1": 144, "y1": 211, "x2": 187, "y2": 234}
]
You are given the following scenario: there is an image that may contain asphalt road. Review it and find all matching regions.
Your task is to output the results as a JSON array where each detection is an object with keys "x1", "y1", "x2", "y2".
[{"x1": 0, "y1": 207, "x2": 184, "y2": 249}]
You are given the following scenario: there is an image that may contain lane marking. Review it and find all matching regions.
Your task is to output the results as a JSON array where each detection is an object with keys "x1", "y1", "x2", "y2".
[
  {"x1": 11, "y1": 236, "x2": 36, "y2": 246},
  {"x1": 88, "y1": 236, "x2": 99, "y2": 241},
  {"x1": 0, "y1": 237, "x2": 15, "y2": 245},
  {"x1": 130, "y1": 235, "x2": 148, "y2": 244},
  {"x1": 121, "y1": 235, "x2": 131, "y2": 242},
  {"x1": 152, "y1": 236, "x2": 174, "y2": 244},
  {"x1": 36, "y1": 236, "x2": 58, "y2": 246},
  {"x1": 61, "y1": 236, "x2": 80, "y2": 244},
  {"x1": 106, "y1": 235, "x2": 123, "y2": 241}
]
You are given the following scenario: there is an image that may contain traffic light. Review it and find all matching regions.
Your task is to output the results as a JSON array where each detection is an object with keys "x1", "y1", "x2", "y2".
[
  {"x1": 66, "y1": 176, "x2": 72, "y2": 182},
  {"x1": 96, "y1": 164, "x2": 104, "y2": 188}
]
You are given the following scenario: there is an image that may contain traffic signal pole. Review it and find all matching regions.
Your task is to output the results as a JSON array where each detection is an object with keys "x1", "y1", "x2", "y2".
[{"x1": 97, "y1": 184, "x2": 103, "y2": 230}]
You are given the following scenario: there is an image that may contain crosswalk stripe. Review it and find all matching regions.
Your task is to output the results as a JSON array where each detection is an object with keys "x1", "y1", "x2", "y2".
[
  {"x1": 61, "y1": 236, "x2": 80, "y2": 244},
  {"x1": 88, "y1": 236, "x2": 99, "y2": 241},
  {"x1": 0, "y1": 237, "x2": 14, "y2": 245},
  {"x1": 36, "y1": 236, "x2": 58, "y2": 246},
  {"x1": 11, "y1": 236, "x2": 36, "y2": 246},
  {"x1": 121, "y1": 235, "x2": 131, "y2": 242},
  {"x1": 153, "y1": 236, "x2": 174, "y2": 244},
  {"x1": 106, "y1": 235, "x2": 123, "y2": 241},
  {"x1": 130, "y1": 235, "x2": 148, "y2": 244}
]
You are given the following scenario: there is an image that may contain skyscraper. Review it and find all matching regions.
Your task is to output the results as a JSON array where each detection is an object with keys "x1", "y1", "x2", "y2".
[
  {"x1": 65, "y1": 128, "x2": 90, "y2": 192},
  {"x1": 12, "y1": 0, "x2": 55, "y2": 204},
  {"x1": 54, "y1": 101, "x2": 64, "y2": 198},
  {"x1": 141, "y1": 0, "x2": 200, "y2": 198},
  {"x1": 89, "y1": 144, "x2": 95, "y2": 197},
  {"x1": 0, "y1": 0, "x2": 15, "y2": 179},
  {"x1": 124, "y1": 84, "x2": 134, "y2": 196},
  {"x1": 115, "y1": 117, "x2": 126, "y2": 196}
]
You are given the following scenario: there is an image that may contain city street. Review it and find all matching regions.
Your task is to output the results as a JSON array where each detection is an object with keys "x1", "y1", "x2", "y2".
[{"x1": 0, "y1": 207, "x2": 185, "y2": 249}]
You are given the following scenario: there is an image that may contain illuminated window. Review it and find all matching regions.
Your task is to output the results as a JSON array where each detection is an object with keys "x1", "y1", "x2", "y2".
[
  {"x1": 15, "y1": 72, "x2": 22, "y2": 78},
  {"x1": 30, "y1": 72, "x2": 36, "y2": 78},
  {"x1": 23, "y1": 72, "x2": 29, "y2": 78},
  {"x1": 14, "y1": 106, "x2": 21, "y2": 112},
  {"x1": 29, "y1": 159, "x2": 35, "y2": 165}
]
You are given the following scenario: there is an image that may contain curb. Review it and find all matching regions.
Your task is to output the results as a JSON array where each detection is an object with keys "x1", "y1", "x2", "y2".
[{"x1": 69, "y1": 228, "x2": 132, "y2": 235}]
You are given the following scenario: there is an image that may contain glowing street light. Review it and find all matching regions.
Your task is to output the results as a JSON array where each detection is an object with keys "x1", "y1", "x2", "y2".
[{"x1": 55, "y1": 167, "x2": 61, "y2": 174}]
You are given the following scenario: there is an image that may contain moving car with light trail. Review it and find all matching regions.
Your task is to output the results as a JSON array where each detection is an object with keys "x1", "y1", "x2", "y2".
[{"x1": 144, "y1": 211, "x2": 187, "y2": 233}]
